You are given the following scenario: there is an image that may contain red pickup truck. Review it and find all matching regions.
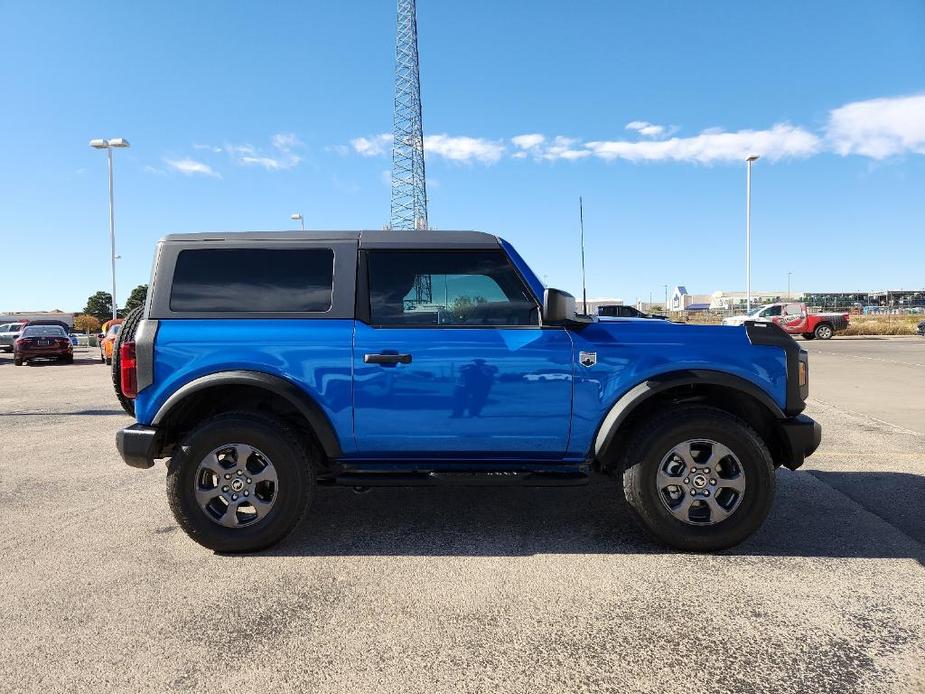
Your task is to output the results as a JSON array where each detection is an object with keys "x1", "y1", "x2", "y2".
[{"x1": 723, "y1": 302, "x2": 849, "y2": 340}]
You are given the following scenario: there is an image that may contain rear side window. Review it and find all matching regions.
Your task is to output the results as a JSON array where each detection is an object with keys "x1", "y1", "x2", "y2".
[{"x1": 170, "y1": 248, "x2": 334, "y2": 313}]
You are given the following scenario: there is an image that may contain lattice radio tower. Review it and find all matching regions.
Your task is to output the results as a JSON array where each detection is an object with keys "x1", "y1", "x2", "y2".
[{"x1": 390, "y1": 0, "x2": 428, "y2": 233}]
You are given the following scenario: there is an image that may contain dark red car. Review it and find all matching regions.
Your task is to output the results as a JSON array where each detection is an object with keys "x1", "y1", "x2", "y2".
[{"x1": 14, "y1": 325, "x2": 73, "y2": 365}]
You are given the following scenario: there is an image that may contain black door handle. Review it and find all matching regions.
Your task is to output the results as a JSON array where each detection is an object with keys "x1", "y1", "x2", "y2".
[{"x1": 364, "y1": 353, "x2": 412, "y2": 365}]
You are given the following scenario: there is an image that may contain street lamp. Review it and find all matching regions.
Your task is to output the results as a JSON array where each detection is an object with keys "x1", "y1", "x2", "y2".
[
  {"x1": 788, "y1": 271, "x2": 792, "y2": 300},
  {"x1": 90, "y1": 137, "x2": 130, "y2": 320},
  {"x1": 745, "y1": 154, "x2": 759, "y2": 312},
  {"x1": 290, "y1": 213, "x2": 304, "y2": 231}
]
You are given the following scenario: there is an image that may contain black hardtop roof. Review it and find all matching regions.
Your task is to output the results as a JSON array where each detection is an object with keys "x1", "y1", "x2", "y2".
[{"x1": 161, "y1": 230, "x2": 501, "y2": 249}]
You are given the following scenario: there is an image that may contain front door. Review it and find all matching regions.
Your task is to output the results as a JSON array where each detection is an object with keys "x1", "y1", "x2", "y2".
[{"x1": 353, "y1": 249, "x2": 573, "y2": 456}]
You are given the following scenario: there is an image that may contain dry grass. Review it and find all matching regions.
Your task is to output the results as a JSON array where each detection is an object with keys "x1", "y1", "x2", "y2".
[
  {"x1": 841, "y1": 315, "x2": 921, "y2": 336},
  {"x1": 668, "y1": 312, "x2": 923, "y2": 335}
]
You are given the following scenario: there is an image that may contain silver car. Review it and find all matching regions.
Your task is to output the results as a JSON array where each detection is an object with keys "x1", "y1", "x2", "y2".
[{"x1": 0, "y1": 322, "x2": 26, "y2": 352}]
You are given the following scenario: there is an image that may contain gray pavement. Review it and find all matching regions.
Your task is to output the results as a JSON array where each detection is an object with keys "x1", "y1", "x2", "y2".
[
  {"x1": 0, "y1": 344, "x2": 923, "y2": 693},
  {"x1": 802, "y1": 335, "x2": 925, "y2": 434}
]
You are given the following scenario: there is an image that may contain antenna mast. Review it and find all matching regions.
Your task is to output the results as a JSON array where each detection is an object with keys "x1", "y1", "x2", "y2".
[{"x1": 579, "y1": 196, "x2": 588, "y2": 315}]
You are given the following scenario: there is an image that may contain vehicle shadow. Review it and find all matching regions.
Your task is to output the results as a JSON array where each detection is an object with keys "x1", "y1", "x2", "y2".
[
  {"x1": 252, "y1": 470, "x2": 924, "y2": 564},
  {"x1": 0, "y1": 409, "x2": 127, "y2": 416}
]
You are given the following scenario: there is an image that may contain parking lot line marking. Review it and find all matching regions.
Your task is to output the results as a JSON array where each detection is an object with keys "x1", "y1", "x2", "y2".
[{"x1": 808, "y1": 398, "x2": 924, "y2": 437}]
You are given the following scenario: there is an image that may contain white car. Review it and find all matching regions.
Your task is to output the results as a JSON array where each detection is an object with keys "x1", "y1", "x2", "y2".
[{"x1": 722, "y1": 305, "x2": 781, "y2": 327}]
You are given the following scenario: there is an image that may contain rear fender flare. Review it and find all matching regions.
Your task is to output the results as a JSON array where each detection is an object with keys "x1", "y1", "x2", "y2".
[
  {"x1": 593, "y1": 370, "x2": 784, "y2": 462},
  {"x1": 151, "y1": 370, "x2": 342, "y2": 458}
]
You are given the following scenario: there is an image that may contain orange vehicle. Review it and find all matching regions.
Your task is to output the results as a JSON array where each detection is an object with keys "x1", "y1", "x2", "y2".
[{"x1": 98, "y1": 318, "x2": 124, "y2": 365}]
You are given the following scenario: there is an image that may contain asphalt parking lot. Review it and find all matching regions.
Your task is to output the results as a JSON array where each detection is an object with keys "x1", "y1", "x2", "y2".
[{"x1": 1, "y1": 338, "x2": 923, "y2": 693}]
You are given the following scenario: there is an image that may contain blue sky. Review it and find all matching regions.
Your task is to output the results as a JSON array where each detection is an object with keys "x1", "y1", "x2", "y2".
[{"x1": 1, "y1": 0, "x2": 924, "y2": 311}]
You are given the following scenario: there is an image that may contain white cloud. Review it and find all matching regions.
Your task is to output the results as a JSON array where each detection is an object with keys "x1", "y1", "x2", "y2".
[
  {"x1": 423, "y1": 134, "x2": 505, "y2": 164},
  {"x1": 343, "y1": 92, "x2": 925, "y2": 167},
  {"x1": 223, "y1": 134, "x2": 302, "y2": 170},
  {"x1": 586, "y1": 123, "x2": 821, "y2": 163},
  {"x1": 351, "y1": 134, "x2": 393, "y2": 157},
  {"x1": 512, "y1": 133, "x2": 546, "y2": 149},
  {"x1": 538, "y1": 136, "x2": 591, "y2": 161},
  {"x1": 164, "y1": 158, "x2": 221, "y2": 178},
  {"x1": 826, "y1": 93, "x2": 925, "y2": 159},
  {"x1": 271, "y1": 132, "x2": 302, "y2": 151},
  {"x1": 350, "y1": 132, "x2": 503, "y2": 164},
  {"x1": 626, "y1": 121, "x2": 666, "y2": 137},
  {"x1": 193, "y1": 144, "x2": 223, "y2": 153}
]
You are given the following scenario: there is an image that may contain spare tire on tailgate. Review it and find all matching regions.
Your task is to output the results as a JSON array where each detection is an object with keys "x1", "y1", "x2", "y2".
[{"x1": 111, "y1": 307, "x2": 144, "y2": 416}]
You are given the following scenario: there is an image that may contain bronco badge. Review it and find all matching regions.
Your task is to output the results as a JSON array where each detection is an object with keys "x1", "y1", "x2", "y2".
[{"x1": 579, "y1": 351, "x2": 597, "y2": 367}]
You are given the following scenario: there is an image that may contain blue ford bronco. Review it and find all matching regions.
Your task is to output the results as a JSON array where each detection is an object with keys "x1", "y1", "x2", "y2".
[{"x1": 115, "y1": 230, "x2": 821, "y2": 553}]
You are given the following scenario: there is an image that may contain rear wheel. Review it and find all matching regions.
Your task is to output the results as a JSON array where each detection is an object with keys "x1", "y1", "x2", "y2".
[
  {"x1": 99, "y1": 347, "x2": 106, "y2": 363},
  {"x1": 814, "y1": 323, "x2": 833, "y2": 340},
  {"x1": 111, "y1": 307, "x2": 143, "y2": 415},
  {"x1": 166, "y1": 412, "x2": 314, "y2": 552},
  {"x1": 14, "y1": 356, "x2": 23, "y2": 366},
  {"x1": 622, "y1": 406, "x2": 775, "y2": 551}
]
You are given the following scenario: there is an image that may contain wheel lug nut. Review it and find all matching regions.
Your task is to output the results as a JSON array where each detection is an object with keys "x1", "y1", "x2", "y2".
[
  {"x1": 691, "y1": 468, "x2": 697, "y2": 473},
  {"x1": 710, "y1": 479, "x2": 717, "y2": 485},
  {"x1": 690, "y1": 490, "x2": 697, "y2": 496},
  {"x1": 244, "y1": 491, "x2": 249, "y2": 497},
  {"x1": 222, "y1": 486, "x2": 229, "y2": 492},
  {"x1": 683, "y1": 478, "x2": 690, "y2": 484},
  {"x1": 224, "y1": 474, "x2": 231, "y2": 479},
  {"x1": 237, "y1": 470, "x2": 243, "y2": 476},
  {"x1": 703, "y1": 490, "x2": 710, "y2": 496},
  {"x1": 704, "y1": 468, "x2": 710, "y2": 474},
  {"x1": 246, "y1": 478, "x2": 252, "y2": 484},
  {"x1": 232, "y1": 494, "x2": 238, "y2": 500}
]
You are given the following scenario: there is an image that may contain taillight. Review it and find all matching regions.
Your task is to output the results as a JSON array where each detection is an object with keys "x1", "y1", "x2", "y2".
[{"x1": 120, "y1": 341, "x2": 137, "y2": 399}]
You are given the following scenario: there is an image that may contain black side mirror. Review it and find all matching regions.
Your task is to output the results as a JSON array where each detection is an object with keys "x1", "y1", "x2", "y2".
[{"x1": 544, "y1": 288, "x2": 592, "y2": 325}]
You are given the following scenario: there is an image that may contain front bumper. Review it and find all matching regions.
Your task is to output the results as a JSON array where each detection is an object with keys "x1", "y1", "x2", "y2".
[
  {"x1": 780, "y1": 414, "x2": 822, "y2": 470},
  {"x1": 116, "y1": 424, "x2": 159, "y2": 469}
]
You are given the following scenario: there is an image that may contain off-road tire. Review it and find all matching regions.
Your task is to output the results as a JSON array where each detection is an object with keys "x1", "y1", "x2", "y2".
[
  {"x1": 622, "y1": 405, "x2": 775, "y2": 551},
  {"x1": 166, "y1": 412, "x2": 315, "y2": 553},
  {"x1": 111, "y1": 307, "x2": 143, "y2": 416},
  {"x1": 801, "y1": 333, "x2": 815, "y2": 340},
  {"x1": 814, "y1": 323, "x2": 834, "y2": 340}
]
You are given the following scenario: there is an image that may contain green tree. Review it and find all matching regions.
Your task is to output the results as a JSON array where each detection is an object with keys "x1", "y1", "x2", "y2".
[
  {"x1": 124, "y1": 284, "x2": 148, "y2": 313},
  {"x1": 83, "y1": 291, "x2": 113, "y2": 321}
]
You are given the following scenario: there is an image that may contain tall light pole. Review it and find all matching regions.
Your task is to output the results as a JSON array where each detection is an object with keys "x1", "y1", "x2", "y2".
[
  {"x1": 90, "y1": 137, "x2": 130, "y2": 320},
  {"x1": 663, "y1": 284, "x2": 669, "y2": 312},
  {"x1": 787, "y1": 271, "x2": 792, "y2": 300},
  {"x1": 290, "y1": 213, "x2": 304, "y2": 231},
  {"x1": 745, "y1": 154, "x2": 759, "y2": 312}
]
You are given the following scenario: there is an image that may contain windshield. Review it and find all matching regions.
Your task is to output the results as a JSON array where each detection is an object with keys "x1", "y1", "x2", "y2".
[
  {"x1": 746, "y1": 306, "x2": 765, "y2": 316},
  {"x1": 22, "y1": 326, "x2": 66, "y2": 337}
]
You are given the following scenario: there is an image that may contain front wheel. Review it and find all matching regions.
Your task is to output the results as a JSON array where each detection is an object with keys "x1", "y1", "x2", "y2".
[
  {"x1": 814, "y1": 323, "x2": 834, "y2": 340},
  {"x1": 622, "y1": 406, "x2": 775, "y2": 551},
  {"x1": 166, "y1": 412, "x2": 314, "y2": 552},
  {"x1": 801, "y1": 333, "x2": 815, "y2": 340}
]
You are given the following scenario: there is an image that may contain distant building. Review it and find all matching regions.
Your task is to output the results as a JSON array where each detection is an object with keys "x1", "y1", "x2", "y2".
[
  {"x1": 670, "y1": 286, "x2": 713, "y2": 311},
  {"x1": 0, "y1": 310, "x2": 75, "y2": 328},
  {"x1": 708, "y1": 291, "x2": 796, "y2": 310}
]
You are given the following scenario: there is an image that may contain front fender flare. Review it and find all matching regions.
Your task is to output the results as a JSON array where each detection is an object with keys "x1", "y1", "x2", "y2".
[
  {"x1": 151, "y1": 370, "x2": 342, "y2": 458},
  {"x1": 593, "y1": 369, "x2": 784, "y2": 462}
]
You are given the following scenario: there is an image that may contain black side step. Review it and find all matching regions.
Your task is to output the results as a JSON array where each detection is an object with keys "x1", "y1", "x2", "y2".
[{"x1": 323, "y1": 470, "x2": 590, "y2": 488}]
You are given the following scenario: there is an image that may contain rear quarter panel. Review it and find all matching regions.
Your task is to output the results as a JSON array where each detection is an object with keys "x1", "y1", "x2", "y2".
[{"x1": 134, "y1": 319, "x2": 356, "y2": 453}]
